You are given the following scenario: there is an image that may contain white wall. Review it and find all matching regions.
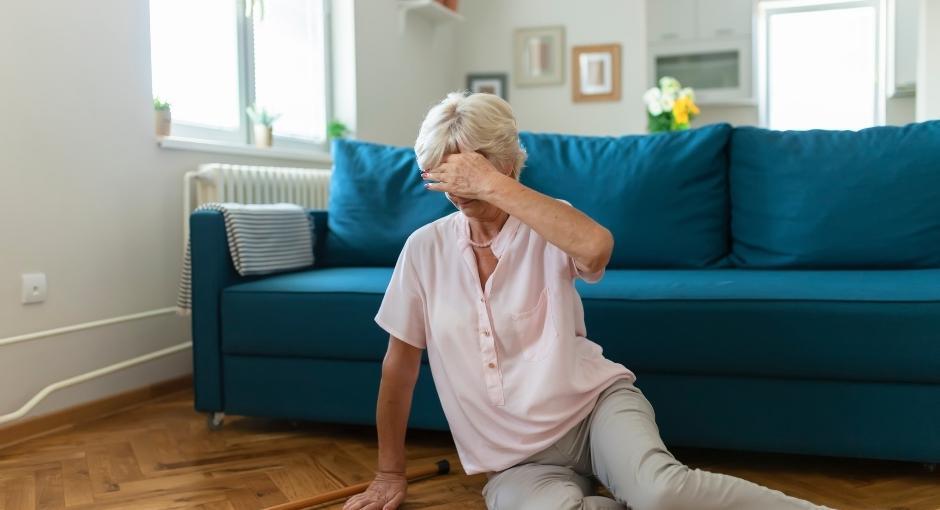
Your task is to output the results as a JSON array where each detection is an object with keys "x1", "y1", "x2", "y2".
[
  {"x1": 695, "y1": 97, "x2": 918, "y2": 128},
  {"x1": 0, "y1": 0, "x2": 329, "y2": 421},
  {"x1": 887, "y1": 97, "x2": 918, "y2": 125},
  {"x1": 455, "y1": 0, "x2": 648, "y2": 135},
  {"x1": 695, "y1": 105, "x2": 760, "y2": 127},
  {"x1": 916, "y1": 0, "x2": 940, "y2": 120},
  {"x1": 0, "y1": 0, "x2": 458, "y2": 423},
  {"x1": 454, "y1": 0, "x2": 923, "y2": 132},
  {"x1": 352, "y1": 0, "x2": 458, "y2": 146}
]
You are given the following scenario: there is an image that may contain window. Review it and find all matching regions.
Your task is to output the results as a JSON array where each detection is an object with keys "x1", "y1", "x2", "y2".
[
  {"x1": 149, "y1": 0, "x2": 330, "y2": 148},
  {"x1": 759, "y1": 0, "x2": 885, "y2": 130}
]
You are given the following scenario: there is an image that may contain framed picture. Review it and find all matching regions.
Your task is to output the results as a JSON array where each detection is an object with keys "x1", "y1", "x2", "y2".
[
  {"x1": 467, "y1": 73, "x2": 508, "y2": 100},
  {"x1": 514, "y1": 26, "x2": 565, "y2": 86},
  {"x1": 572, "y1": 44, "x2": 621, "y2": 102}
]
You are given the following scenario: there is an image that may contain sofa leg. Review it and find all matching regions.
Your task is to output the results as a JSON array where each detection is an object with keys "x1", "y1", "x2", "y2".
[
  {"x1": 924, "y1": 463, "x2": 937, "y2": 473},
  {"x1": 207, "y1": 412, "x2": 225, "y2": 431}
]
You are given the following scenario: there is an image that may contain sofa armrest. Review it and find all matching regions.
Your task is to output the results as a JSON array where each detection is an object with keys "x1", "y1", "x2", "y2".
[
  {"x1": 190, "y1": 210, "x2": 244, "y2": 412},
  {"x1": 308, "y1": 209, "x2": 328, "y2": 267},
  {"x1": 191, "y1": 208, "x2": 328, "y2": 412}
]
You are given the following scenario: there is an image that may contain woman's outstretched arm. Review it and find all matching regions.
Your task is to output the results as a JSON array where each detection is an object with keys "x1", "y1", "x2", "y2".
[{"x1": 343, "y1": 336, "x2": 423, "y2": 510}]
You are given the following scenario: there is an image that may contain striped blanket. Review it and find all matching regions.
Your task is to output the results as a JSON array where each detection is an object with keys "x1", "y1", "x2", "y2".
[{"x1": 176, "y1": 202, "x2": 314, "y2": 315}]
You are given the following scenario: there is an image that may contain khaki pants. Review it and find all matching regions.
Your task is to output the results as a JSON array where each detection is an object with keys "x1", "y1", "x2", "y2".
[{"x1": 482, "y1": 378, "x2": 834, "y2": 510}]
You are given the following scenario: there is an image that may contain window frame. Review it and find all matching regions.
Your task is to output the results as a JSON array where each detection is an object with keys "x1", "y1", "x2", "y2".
[
  {"x1": 154, "y1": 0, "x2": 333, "y2": 151},
  {"x1": 757, "y1": 0, "x2": 887, "y2": 130}
]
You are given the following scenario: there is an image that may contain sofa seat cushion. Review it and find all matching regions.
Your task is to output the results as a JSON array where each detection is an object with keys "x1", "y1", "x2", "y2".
[
  {"x1": 222, "y1": 267, "x2": 940, "y2": 384},
  {"x1": 578, "y1": 269, "x2": 940, "y2": 384},
  {"x1": 222, "y1": 268, "x2": 398, "y2": 361}
]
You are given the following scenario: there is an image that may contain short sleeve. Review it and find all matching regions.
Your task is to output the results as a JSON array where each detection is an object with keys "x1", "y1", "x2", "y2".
[
  {"x1": 374, "y1": 237, "x2": 428, "y2": 350},
  {"x1": 555, "y1": 198, "x2": 605, "y2": 284}
]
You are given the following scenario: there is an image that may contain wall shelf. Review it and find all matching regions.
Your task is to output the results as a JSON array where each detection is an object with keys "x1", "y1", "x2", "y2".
[{"x1": 398, "y1": 0, "x2": 463, "y2": 34}]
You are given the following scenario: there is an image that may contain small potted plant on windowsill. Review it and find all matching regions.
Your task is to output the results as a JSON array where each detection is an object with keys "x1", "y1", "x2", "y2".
[
  {"x1": 327, "y1": 119, "x2": 350, "y2": 141},
  {"x1": 154, "y1": 97, "x2": 171, "y2": 138},
  {"x1": 247, "y1": 105, "x2": 280, "y2": 148}
]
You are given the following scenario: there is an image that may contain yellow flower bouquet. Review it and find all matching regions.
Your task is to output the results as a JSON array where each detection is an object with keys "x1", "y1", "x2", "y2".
[{"x1": 644, "y1": 77, "x2": 700, "y2": 133}]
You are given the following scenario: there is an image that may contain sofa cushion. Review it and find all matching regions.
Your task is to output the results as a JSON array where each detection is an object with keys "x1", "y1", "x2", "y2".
[
  {"x1": 519, "y1": 124, "x2": 731, "y2": 268},
  {"x1": 323, "y1": 139, "x2": 453, "y2": 267},
  {"x1": 577, "y1": 269, "x2": 940, "y2": 384},
  {"x1": 222, "y1": 266, "x2": 940, "y2": 384},
  {"x1": 730, "y1": 121, "x2": 940, "y2": 268},
  {"x1": 222, "y1": 268, "x2": 398, "y2": 361}
]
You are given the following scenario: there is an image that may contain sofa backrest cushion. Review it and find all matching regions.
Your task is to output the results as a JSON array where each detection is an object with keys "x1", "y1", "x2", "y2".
[
  {"x1": 519, "y1": 124, "x2": 732, "y2": 268},
  {"x1": 322, "y1": 139, "x2": 452, "y2": 267},
  {"x1": 730, "y1": 121, "x2": 940, "y2": 268}
]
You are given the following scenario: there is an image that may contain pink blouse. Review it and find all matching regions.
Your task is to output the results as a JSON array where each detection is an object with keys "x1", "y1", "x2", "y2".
[{"x1": 374, "y1": 204, "x2": 635, "y2": 475}]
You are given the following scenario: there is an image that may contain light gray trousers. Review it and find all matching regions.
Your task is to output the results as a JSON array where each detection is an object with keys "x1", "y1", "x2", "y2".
[{"x1": 482, "y1": 378, "x2": 834, "y2": 510}]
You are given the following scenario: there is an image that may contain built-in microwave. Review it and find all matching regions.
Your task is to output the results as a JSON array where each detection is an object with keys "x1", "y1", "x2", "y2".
[{"x1": 648, "y1": 38, "x2": 754, "y2": 105}]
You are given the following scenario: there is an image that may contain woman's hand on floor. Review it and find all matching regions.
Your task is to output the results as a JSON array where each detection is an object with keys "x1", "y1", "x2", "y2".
[{"x1": 342, "y1": 470, "x2": 408, "y2": 510}]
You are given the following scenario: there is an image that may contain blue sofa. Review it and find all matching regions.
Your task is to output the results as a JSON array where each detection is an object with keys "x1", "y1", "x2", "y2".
[{"x1": 190, "y1": 121, "x2": 940, "y2": 465}]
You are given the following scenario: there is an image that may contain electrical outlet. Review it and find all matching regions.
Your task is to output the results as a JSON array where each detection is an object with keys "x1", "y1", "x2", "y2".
[{"x1": 21, "y1": 273, "x2": 47, "y2": 304}]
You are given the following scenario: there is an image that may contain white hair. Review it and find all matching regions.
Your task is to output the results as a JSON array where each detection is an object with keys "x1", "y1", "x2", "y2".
[{"x1": 415, "y1": 91, "x2": 527, "y2": 179}]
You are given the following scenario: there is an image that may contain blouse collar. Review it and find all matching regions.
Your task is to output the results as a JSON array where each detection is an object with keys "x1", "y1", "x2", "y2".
[{"x1": 455, "y1": 210, "x2": 522, "y2": 258}]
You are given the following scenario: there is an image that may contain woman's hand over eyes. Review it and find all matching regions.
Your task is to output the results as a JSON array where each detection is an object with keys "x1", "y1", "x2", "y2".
[{"x1": 422, "y1": 152, "x2": 508, "y2": 200}]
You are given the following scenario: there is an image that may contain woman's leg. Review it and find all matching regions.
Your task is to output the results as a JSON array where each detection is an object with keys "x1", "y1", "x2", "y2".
[
  {"x1": 483, "y1": 463, "x2": 626, "y2": 510},
  {"x1": 588, "y1": 381, "x2": 834, "y2": 510}
]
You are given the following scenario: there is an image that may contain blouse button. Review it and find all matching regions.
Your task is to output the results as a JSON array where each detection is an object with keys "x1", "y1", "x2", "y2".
[
  {"x1": 488, "y1": 362, "x2": 496, "y2": 368},
  {"x1": 482, "y1": 330, "x2": 491, "y2": 337}
]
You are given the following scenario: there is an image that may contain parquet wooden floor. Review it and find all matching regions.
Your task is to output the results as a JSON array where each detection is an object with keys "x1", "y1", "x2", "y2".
[{"x1": 0, "y1": 390, "x2": 936, "y2": 509}]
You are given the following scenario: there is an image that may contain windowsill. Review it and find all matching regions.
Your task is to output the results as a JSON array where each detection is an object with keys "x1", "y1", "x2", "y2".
[{"x1": 158, "y1": 136, "x2": 333, "y2": 164}]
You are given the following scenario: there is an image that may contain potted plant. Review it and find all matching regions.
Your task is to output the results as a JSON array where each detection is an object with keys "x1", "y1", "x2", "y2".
[
  {"x1": 247, "y1": 105, "x2": 280, "y2": 148},
  {"x1": 327, "y1": 119, "x2": 350, "y2": 140},
  {"x1": 154, "y1": 97, "x2": 171, "y2": 138},
  {"x1": 643, "y1": 77, "x2": 700, "y2": 133}
]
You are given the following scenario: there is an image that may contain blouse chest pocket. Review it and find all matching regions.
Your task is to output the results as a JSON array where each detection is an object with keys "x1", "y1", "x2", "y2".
[{"x1": 508, "y1": 287, "x2": 556, "y2": 361}]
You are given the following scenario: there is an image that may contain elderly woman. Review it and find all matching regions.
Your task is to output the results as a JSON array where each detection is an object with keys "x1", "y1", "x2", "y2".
[{"x1": 343, "y1": 92, "x2": 829, "y2": 510}]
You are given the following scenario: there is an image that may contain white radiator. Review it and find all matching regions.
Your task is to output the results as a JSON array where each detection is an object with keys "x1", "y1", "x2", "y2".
[{"x1": 182, "y1": 163, "x2": 331, "y2": 242}]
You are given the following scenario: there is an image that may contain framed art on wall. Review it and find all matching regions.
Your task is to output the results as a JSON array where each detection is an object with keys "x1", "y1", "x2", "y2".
[
  {"x1": 466, "y1": 73, "x2": 508, "y2": 100},
  {"x1": 514, "y1": 26, "x2": 565, "y2": 86},
  {"x1": 572, "y1": 43, "x2": 621, "y2": 102}
]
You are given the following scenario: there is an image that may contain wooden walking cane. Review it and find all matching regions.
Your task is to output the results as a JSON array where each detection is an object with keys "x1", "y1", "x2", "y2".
[{"x1": 263, "y1": 459, "x2": 451, "y2": 510}]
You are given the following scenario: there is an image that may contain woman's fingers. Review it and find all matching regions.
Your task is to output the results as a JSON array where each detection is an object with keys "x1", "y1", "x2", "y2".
[
  {"x1": 383, "y1": 490, "x2": 406, "y2": 510},
  {"x1": 431, "y1": 160, "x2": 457, "y2": 175},
  {"x1": 422, "y1": 159, "x2": 455, "y2": 179},
  {"x1": 422, "y1": 171, "x2": 446, "y2": 182},
  {"x1": 424, "y1": 181, "x2": 450, "y2": 192},
  {"x1": 343, "y1": 493, "x2": 368, "y2": 510},
  {"x1": 348, "y1": 492, "x2": 380, "y2": 510}
]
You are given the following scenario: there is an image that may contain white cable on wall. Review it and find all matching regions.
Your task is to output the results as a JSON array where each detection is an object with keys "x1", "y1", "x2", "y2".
[
  {"x1": 0, "y1": 340, "x2": 192, "y2": 425},
  {"x1": 0, "y1": 306, "x2": 188, "y2": 426},
  {"x1": 0, "y1": 307, "x2": 178, "y2": 348}
]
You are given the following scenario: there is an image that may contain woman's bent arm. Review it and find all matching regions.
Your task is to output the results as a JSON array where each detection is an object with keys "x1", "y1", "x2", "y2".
[
  {"x1": 484, "y1": 177, "x2": 614, "y2": 274},
  {"x1": 425, "y1": 152, "x2": 614, "y2": 274}
]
